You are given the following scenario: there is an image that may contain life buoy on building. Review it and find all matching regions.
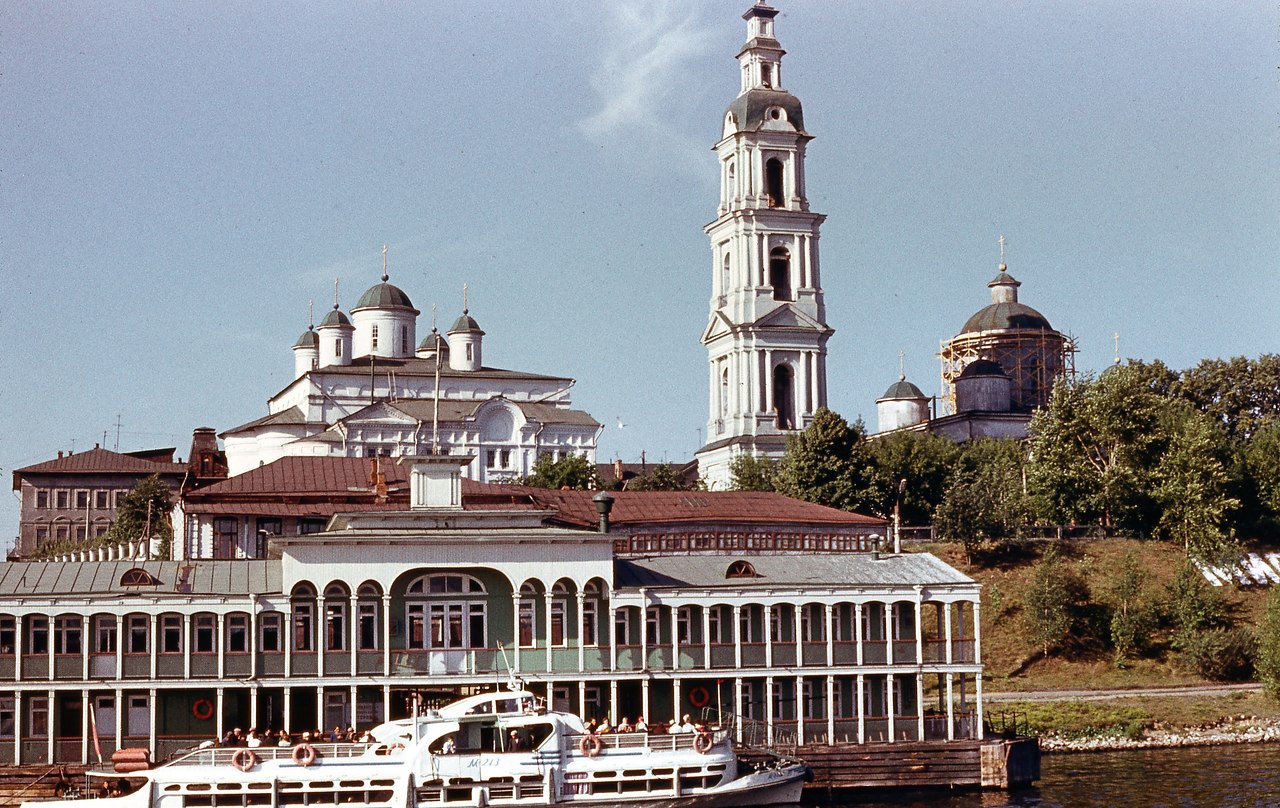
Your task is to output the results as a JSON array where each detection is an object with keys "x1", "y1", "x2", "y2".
[
  {"x1": 191, "y1": 699, "x2": 215, "y2": 722},
  {"x1": 688, "y1": 686, "x2": 711, "y2": 709},
  {"x1": 231, "y1": 749, "x2": 257, "y2": 772},
  {"x1": 292, "y1": 743, "x2": 318, "y2": 767},
  {"x1": 579, "y1": 734, "x2": 603, "y2": 757},
  {"x1": 693, "y1": 731, "x2": 714, "y2": 754}
]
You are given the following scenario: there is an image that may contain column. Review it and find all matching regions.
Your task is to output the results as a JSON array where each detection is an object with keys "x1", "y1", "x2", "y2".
[
  {"x1": 854, "y1": 603, "x2": 863, "y2": 666},
  {"x1": 315, "y1": 688, "x2": 324, "y2": 729},
  {"x1": 825, "y1": 675, "x2": 835, "y2": 742},
  {"x1": 217, "y1": 613, "x2": 227, "y2": 680},
  {"x1": 115, "y1": 615, "x2": 124, "y2": 681},
  {"x1": 733, "y1": 678, "x2": 744, "y2": 743},
  {"x1": 973, "y1": 601, "x2": 983, "y2": 664},
  {"x1": 350, "y1": 685, "x2": 358, "y2": 730},
  {"x1": 916, "y1": 674, "x2": 925, "y2": 741},
  {"x1": 80, "y1": 689, "x2": 89, "y2": 764},
  {"x1": 763, "y1": 605, "x2": 773, "y2": 669},
  {"x1": 764, "y1": 350, "x2": 775, "y2": 414},
  {"x1": 283, "y1": 686, "x2": 292, "y2": 733},
  {"x1": 544, "y1": 592, "x2": 554, "y2": 673},
  {"x1": 609, "y1": 680, "x2": 618, "y2": 724},
  {"x1": 641, "y1": 680, "x2": 650, "y2": 725},
  {"x1": 13, "y1": 615, "x2": 22, "y2": 681},
  {"x1": 702, "y1": 605, "x2": 712, "y2": 671},
  {"x1": 216, "y1": 687, "x2": 225, "y2": 739},
  {"x1": 46, "y1": 618, "x2": 54, "y2": 681},
  {"x1": 975, "y1": 673, "x2": 985, "y2": 740},
  {"x1": 249, "y1": 608, "x2": 258, "y2": 680},
  {"x1": 671, "y1": 605, "x2": 680, "y2": 671},
  {"x1": 672, "y1": 680, "x2": 682, "y2": 722},
  {"x1": 793, "y1": 605, "x2": 803, "y2": 666},
  {"x1": 914, "y1": 593, "x2": 924, "y2": 666},
  {"x1": 148, "y1": 687, "x2": 157, "y2": 759},
  {"x1": 114, "y1": 688, "x2": 123, "y2": 752},
  {"x1": 182, "y1": 614, "x2": 192, "y2": 679},
  {"x1": 382, "y1": 686, "x2": 390, "y2": 729},
  {"x1": 578, "y1": 681, "x2": 587, "y2": 720},
  {"x1": 381, "y1": 594, "x2": 392, "y2": 677},
  {"x1": 82, "y1": 614, "x2": 91, "y2": 682},
  {"x1": 732, "y1": 605, "x2": 743, "y2": 670},
  {"x1": 639, "y1": 601, "x2": 648, "y2": 671},
  {"x1": 944, "y1": 602, "x2": 954, "y2": 665},
  {"x1": 608, "y1": 605, "x2": 617, "y2": 672},
  {"x1": 576, "y1": 593, "x2": 586, "y2": 674},
  {"x1": 764, "y1": 676, "x2": 774, "y2": 746},
  {"x1": 349, "y1": 595, "x2": 359, "y2": 675},
  {"x1": 886, "y1": 674, "x2": 895, "y2": 742},
  {"x1": 884, "y1": 604, "x2": 894, "y2": 667},
  {"x1": 855, "y1": 674, "x2": 864, "y2": 744},
  {"x1": 511, "y1": 593, "x2": 522, "y2": 674},
  {"x1": 149, "y1": 614, "x2": 158, "y2": 680},
  {"x1": 250, "y1": 688, "x2": 259, "y2": 733},
  {"x1": 945, "y1": 673, "x2": 955, "y2": 741},
  {"x1": 284, "y1": 606, "x2": 293, "y2": 678},
  {"x1": 44, "y1": 689, "x2": 54, "y2": 763},
  {"x1": 825, "y1": 604, "x2": 834, "y2": 667},
  {"x1": 794, "y1": 675, "x2": 804, "y2": 745}
]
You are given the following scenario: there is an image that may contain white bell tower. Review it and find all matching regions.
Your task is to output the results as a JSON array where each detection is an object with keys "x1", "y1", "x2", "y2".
[{"x1": 696, "y1": 2, "x2": 833, "y2": 489}]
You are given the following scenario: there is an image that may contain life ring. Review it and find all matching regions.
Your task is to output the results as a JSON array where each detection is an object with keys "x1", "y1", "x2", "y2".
[
  {"x1": 292, "y1": 743, "x2": 317, "y2": 767},
  {"x1": 578, "y1": 733, "x2": 603, "y2": 757},
  {"x1": 693, "y1": 731, "x2": 714, "y2": 754},
  {"x1": 231, "y1": 749, "x2": 257, "y2": 772},
  {"x1": 191, "y1": 699, "x2": 215, "y2": 721},
  {"x1": 688, "y1": 686, "x2": 711, "y2": 709}
]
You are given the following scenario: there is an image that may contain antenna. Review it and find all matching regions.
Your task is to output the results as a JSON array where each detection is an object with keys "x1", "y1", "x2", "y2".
[
  {"x1": 381, "y1": 244, "x2": 389, "y2": 282},
  {"x1": 114, "y1": 413, "x2": 122, "y2": 451}
]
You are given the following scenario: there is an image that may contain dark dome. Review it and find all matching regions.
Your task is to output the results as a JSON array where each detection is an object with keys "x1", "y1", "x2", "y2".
[
  {"x1": 960, "y1": 302, "x2": 1053, "y2": 334},
  {"x1": 958, "y1": 359, "x2": 1008, "y2": 379},
  {"x1": 417, "y1": 332, "x2": 449, "y2": 353},
  {"x1": 353, "y1": 282, "x2": 416, "y2": 312},
  {"x1": 879, "y1": 379, "x2": 926, "y2": 401},
  {"x1": 724, "y1": 88, "x2": 806, "y2": 134},
  {"x1": 318, "y1": 307, "x2": 351, "y2": 327},
  {"x1": 292, "y1": 328, "x2": 318, "y2": 349},
  {"x1": 449, "y1": 313, "x2": 484, "y2": 334}
]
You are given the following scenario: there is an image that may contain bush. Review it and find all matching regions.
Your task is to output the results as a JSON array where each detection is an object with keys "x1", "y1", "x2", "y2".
[
  {"x1": 1257, "y1": 589, "x2": 1280, "y2": 700},
  {"x1": 1177, "y1": 627, "x2": 1256, "y2": 681}
]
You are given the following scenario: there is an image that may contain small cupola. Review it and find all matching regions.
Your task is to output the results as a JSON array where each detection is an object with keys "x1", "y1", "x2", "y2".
[
  {"x1": 447, "y1": 295, "x2": 485, "y2": 372},
  {"x1": 316, "y1": 292, "x2": 354, "y2": 368},
  {"x1": 292, "y1": 325, "x2": 319, "y2": 378},
  {"x1": 350, "y1": 247, "x2": 420, "y2": 358},
  {"x1": 398, "y1": 454, "x2": 473, "y2": 510}
]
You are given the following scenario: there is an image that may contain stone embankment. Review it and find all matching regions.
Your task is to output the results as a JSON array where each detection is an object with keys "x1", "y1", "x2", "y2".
[{"x1": 1043, "y1": 715, "x2": 1280, "y2": 753}]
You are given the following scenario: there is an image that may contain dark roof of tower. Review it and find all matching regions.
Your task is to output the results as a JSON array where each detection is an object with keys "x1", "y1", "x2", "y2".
[
  {"x1": 879, "y1": 378, "x2": 927, "y2": 401},
  {"x1": 417, "y1": 332, "x2": 449, "y2": 352},
  {"x1": 960, "y1": 303, "x2": 1053, "y2": 333},
  {"x1": 293, "y1": 328, "x2": 318, "y2": 349},
  {"x1": 958, "y1": 359, "x2": 1008, "y2": 379},
  {"x1": 449, "y1": 313, "x2": 483, "y2": 334},
  {"x1": 318, "y1": 307, "x2": 351, "y2": 327},
  {"x1": 724, "y1": 88, "x2": 806, "y2": 135},
  {"x1": 353, "y1": 281, "x2": 416, "y2": 312}
]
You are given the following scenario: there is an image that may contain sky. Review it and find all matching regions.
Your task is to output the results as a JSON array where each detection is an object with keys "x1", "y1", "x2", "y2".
[{"x1": 1, "y1": 1, "x2": 1277, "y2": 552}]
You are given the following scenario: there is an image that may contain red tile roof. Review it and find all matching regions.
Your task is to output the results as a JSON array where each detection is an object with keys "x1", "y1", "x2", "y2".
[{"x1": 13, "y1": 447, "x2": 188, "y2": 486}]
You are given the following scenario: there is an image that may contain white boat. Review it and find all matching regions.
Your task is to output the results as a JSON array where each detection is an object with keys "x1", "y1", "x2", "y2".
[{"x1": 24, "y1": 690, "x2": 806, "y2": 808}]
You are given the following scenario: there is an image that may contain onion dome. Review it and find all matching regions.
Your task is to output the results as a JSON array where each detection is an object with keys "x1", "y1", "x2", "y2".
[
  {"x1": 959, "y1": 269, "x2": 1053, "y2": 333},
  {"x1": 318, "y1": 306, "x2": 351, "y2": 327},
  {"x1": 292, "y1": 327, "x2": 318, "y2": 349}
]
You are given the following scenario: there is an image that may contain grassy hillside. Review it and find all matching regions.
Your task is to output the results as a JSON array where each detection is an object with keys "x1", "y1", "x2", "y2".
[{"x1": 923, "y1": 538, "x2": 1272, "y2": 691}]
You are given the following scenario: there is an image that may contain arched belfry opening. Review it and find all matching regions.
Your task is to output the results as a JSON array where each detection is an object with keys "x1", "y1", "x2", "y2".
[
  {"x1": 765, "y1": 158, "x2": 784, "y2": 208},
  {"x1": 769, "y1": 247, "x2": 791, "y2": 300},
  {"x1": 772, "y1": 364, "x2": 795, "y2": 430}
]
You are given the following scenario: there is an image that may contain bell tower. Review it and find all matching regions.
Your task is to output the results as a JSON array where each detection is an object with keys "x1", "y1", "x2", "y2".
[{"x1": 696, "y1": 2, "x2": 833, "y2": 489}]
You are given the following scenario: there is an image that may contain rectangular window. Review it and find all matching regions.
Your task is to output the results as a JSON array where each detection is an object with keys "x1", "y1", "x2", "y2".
[
  {"x1": 335, "y1": 338, "x2": 343, "y2": 358},
  {"x1": 293, "y1": 605, "x2": 313, "y2": 651},
  {"x1": 677, "y1": 606, "x2": 692, "y2": 644},
  {"x1": 75, "y1": 525, "x2": 86, "y2": 541},
  {"x1": 161, "y1": 616, "x2": 181, "y2": 653},
  {"x1": 325, "y1": 603, "x2": 345, "y2": 651},
  {"x1": 35, "y1": 490, "x2": 48, "y2": 509},
  {"x1": 55, "y1": 490, "x2": 69, "y2": 509},
  {"x1": 193, "y1": 616, "x2": 215, "y2": 653},
  {"x1": 519, "y1": 601, "x2": 535, "y2": 648},
  {"x1": 371, "y1": 324, "x2": 379, "y2": 351},
  {"x1": 614, "y1": 610, "x2": 631, "y2": 646},
  {"x1": 645, "y1": 607, "x2": 660, "y2": 645},
  {"x1": 127, "y1": 616, "x2": 148, "y2": 654},
  {"x1": 213, "y1": 517, "x2": 238, "y2": 560},
  {"x1": 486, "y1": 450, "x2": 497, "y2": 469},
  {"x1": 469, "y1": 604, "x2": 486, "y2": 648},
  {"x1": 708, "y1": 607, "x2": 723, "y2": 644},
  {"x1": 94, "y1": 490, "x2": 109, "y2": 509},
  {"x1": 801, "y1": 604, "x2": 825, "y2": 642},
  {"x1": 96, "y1": 616, "x2": 117, "y2": 654},
  {"x1": 739, "y1": 607, "x2": 756, "y2": 643},
  {"x1": 500, "y1": 449, "x2": 511, "y2": 468},
  {"x1": 113, "y1": 490, "x2": 125, "y2": 508},
  {"x1": 260, "y1": 614, "x2": 281, "y2": 652},
  {"x1": 255, "y1": 518, "x2": 281, "y2": 558},
  {"x1": 35, "y1": 526, "x2": 48, "y2": 544},
  {"x1": 298, "y1": 519, "x2": 326, "y2": 535},
  {"x1": 408, "y1": 605, "x2": 425, "y2": 649},
  {"x1": 358, "y1": 603, "x2": 378, "y2": 650},
  {"x1": 29, "y1": 697, "x2": 48, "y2": 737},
  {"x1": 0, "y1": 617, "x2": 14, "y2": 654},
  {"x1": 550, "y1": 601, "x2": 566, "y2": 647},
  {"x1": 29, "y1": 617, "x2": 49, "y2": 654},
  {"x1": 54, "y1": 524, "x2": 69, "y2": 542},
  {"x1": 400, "y1": 325, "x2": 408, "y2": 354},
  {"x1": 466, "y1": 344, "x2": 473, "y2": 361},
  {"x1": 0, "y1": 696, "x2": 13, "y2": 737},
  {"x1": 582, "y1": 600, "x2": 599, "y2": 647},
  {"x1": 226, "y1": 615, "x2": 248, "y2": 653},
  {"x1": 54, "y1": 616, "x2": 82, "y2": 655},
  {"x1": 75, "y1": 490, "x2": 89, "y2": 509}
]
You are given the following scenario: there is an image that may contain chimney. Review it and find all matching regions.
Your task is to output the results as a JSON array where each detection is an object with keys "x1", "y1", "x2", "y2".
[
  {"x1": 593, "y1": 491, "x2": 615, "y2": 534},
  {"x1": 398, "y1": 454, "x2": 473, "y2": 510}
]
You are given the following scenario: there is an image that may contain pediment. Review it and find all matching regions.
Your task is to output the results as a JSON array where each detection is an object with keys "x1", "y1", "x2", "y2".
[
  {"x1": 341, "y1": 401, "x2": 420, "y2": 428},
  {"x1": 753, "y1": 304, "x2": 826, "y2": 331},
  {"x1": 701, "y1": 311, "x2": 736, "y2": 343}
]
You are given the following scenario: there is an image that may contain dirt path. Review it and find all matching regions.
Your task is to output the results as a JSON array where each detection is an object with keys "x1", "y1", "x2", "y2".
[{"x1": 984, "y1": 682, "x2": 1262, "y2": 703}]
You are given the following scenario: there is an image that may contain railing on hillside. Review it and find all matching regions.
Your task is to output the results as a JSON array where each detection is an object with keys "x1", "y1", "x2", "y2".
[{"x1": 899, "y1": 525, "x2": 1144, "y2": 546}]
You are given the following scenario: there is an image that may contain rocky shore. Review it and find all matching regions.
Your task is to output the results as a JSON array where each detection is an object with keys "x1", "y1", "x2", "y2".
[{"x1": 1042, "y1": 715, "x2": 1280, "y2": 753}]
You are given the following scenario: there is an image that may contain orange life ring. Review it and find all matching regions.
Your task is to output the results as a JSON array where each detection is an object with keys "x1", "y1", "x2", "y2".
[
  {"x1": 688, "y1": 686, "x2": 711, "y2": 709},
  {"x1": 694, "y1": 731, "x2": 714, "y2": 754},
  {"x1": 292, "y1": 743, "x2": 317, "y2": 767},
  {"x1": 578, "y1": 733, "x2": 603, "y2": 757},
  {"x1": 191, "y1": 699, "x2": 214, "y2": 721},
  {"x1": 231, "y1": 749, "x2": 257, "y2": 772}
]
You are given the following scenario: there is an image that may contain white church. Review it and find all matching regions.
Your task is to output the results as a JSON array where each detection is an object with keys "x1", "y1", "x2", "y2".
[
  {"x1": 696, "y1": 2, "x2": 834, "y2": 489},
  {"x1": 222, "y1": 267, "x2": 600, "y2": 481}
]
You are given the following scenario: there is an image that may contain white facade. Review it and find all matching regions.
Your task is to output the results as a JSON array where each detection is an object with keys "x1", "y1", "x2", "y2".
[{"x1": 697, "y1": 2, "x2": 833, "y2": 489}]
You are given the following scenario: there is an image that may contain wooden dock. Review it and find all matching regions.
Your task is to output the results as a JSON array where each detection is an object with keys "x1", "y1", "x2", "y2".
[
  {"x1": 0, "y1": 765, "x2": 88, "y2": 806},
  {"x1": 742, "y1": 736, "x2": 1040, "y2": 797}
]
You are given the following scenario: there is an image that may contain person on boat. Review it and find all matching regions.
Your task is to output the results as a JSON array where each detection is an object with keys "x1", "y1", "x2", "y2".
[
  {"x1": 584, "y1": 718, "x2": 598, "y2": 734},
  {"x1": 634, "y1": 716, "x2": 649, "y2": 733},
  {"x1": 598, "y1": 717, "x2": 613, "y2": 734},
  {"x1": 507, "y1": 730, "x2": 524, "y2": 752},
  {"x1": 617, "y1": 717, "x2": 634, "y2": 733},
  {"x1": 246, "y1": 729, "x2": 261, "y2": 748},
  {"x1": 440, "y1": 736, "x2": 456, "y2": 754},
  {"x1": 277, "y1": 731, "x2": 291, "y2": 747},
  {"x1": 676, "y1": 714, "x2": 696, "y2": 733}
]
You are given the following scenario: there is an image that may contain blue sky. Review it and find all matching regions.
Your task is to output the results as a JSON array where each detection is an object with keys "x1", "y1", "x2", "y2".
[{"x1": 2, "y1": 1, "x2": 1276, "y2": 551}]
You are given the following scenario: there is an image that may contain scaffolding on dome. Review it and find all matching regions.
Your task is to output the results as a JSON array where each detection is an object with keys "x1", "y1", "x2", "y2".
[{"x1": 938, "y1": 328, "x2": 1078, "y2": 416}]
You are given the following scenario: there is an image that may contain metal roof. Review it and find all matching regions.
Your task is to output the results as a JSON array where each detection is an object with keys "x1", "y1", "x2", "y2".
[
  {"x1": 353, "y1": 282, "x2": 417, "y2": 312},
  {"x1": 0, "y1": 560, "x2": 280, "y2": 597},
  {"x1": 614, "y1": 553, "x2": 973, "y2": 590}
]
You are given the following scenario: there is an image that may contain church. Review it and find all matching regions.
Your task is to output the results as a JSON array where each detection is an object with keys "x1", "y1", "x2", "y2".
[{"x1": 221, "y1": 264, "x2": 600, "y2": 482}]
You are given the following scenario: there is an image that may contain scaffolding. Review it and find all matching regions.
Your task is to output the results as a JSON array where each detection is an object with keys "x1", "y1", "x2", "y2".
[{"x1": 938, "y1": 328, "x2": 1077, "y2": 416}]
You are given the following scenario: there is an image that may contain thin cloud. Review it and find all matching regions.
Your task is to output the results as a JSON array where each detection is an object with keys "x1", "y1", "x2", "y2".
[{"x1": 577, "y1": 1, "x2": 715, "y2": 141}]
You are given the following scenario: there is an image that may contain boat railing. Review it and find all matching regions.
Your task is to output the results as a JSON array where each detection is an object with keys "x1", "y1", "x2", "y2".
[
  {"x1": 159, "y1": 742, "x2": 382, "y2": 768},
  {"x1": 563, "y1": 727, "x2": 730, "y2": 754}
]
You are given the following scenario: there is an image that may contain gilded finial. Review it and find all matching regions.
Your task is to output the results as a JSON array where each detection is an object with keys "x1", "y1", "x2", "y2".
[{"x1": 333, "y1": 277, "x2": 340, "y2": 310}]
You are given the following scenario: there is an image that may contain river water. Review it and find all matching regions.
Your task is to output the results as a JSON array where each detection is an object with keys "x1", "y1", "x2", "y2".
[{"x1": 828, "y1": 743, "x2": 1280, "y2": 807}]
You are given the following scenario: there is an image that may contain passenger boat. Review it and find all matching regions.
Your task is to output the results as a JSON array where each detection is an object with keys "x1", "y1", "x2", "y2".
[{"x1": 24, "y1": 689, "x2": 806, "y2": 808}]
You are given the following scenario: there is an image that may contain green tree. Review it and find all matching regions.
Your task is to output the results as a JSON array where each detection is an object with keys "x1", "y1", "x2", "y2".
[
  {"x1": 727, "y1": 454, "x2": 778, "y2": 492},
  {"x1": 1152, "y1": 404, "x2": 1239, "y2": 562},
  {"x1": 104, "y1": 473, "x2": 175, "y2": 558},
  {"x1": 774, "y1": 408, "x2": 873, "y2": 512},
  {"x1": 864, "y1": 431, "x2": 958, "y2": 523},
  {"x1": 627, "y1": 464, "x2": 699, "y2": 491},
  {"x1": 1107, "y1": 550, "x2": 1151, "y2": 667},
  {"x1": 1257, "y1": 589, "x2": 1280, "y2": 700},
  {"x1": 523, "y1": 454, "x2": 597, "y2": 490},
  {"x1": 933, "y1": 440, "x2": 1032, "y2": 559},
  {"x1": 1243, "y1": 422, "x2": 1280, "y2": 522},
  {"x1": 1165, "y1": 559, "x2": 1225, "y2": 651},
  {"x1": 1022, "y1": 547, "x2": 1078, "y2": 658},
  {"x1": 1174, "y1": 354, "x2": 1280, "y2": 440}
]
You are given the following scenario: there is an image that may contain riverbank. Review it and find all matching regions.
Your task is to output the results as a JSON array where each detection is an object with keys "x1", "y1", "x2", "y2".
[{"x1": 1041, "y1": 713, "x2": 1280, "y2": 752}]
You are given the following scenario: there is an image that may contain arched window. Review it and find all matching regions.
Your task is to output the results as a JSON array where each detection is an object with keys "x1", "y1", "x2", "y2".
[
  {"x1": 120, "y1": 568, "x2": 157, "y2": 587},
  {"x1": 405, "y1": 574, "x2": 487, "y2": 650},
  {"x1": 765, "y1": 157, "x2": 784, "y2": 207},
  {"x1": 726, "y1": 560, "x2": 758, "y2": 579},
  {"x1": 357, "y1": 584, "x2": 380, "y2": 650},
  {"x1": 773, "y1": 364, "x2": 795, "y2": 430},
  {"x1": 727, "y1": 161, "x2": 736, "y2": 198},
  {"x1": 721, "y1": 253, "x2": 732, "y2": 297},
  {"x1": 582, "y1": 580, "x2": 605, "y2": 647},
  {"x1": 291, "y1": 584, "x2": 316, "y2": 652},
  {"x1": 324, "y1": 584, "x2": 348, "y2": 651},
  {"x1": 720, "y1": 368, "x2": 730, "y2": 422},
  {"x1": 769, "y1": 247, "x2": 791, "y2": 301}
]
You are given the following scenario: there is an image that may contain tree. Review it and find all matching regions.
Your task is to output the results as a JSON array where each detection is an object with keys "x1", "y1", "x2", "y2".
[
  {"x1": 1022, "y1": 547, "x2": 1077, "y2": 658},
  {"x1": 523, "y1": 454, "x2": 596, "y2": 490},
  {"x1": 104, "y1": 474, "x2": 175, "y2": 558},
  {"x1": 864, "y1": 431, "x2": 958, "y2": 523},
  {"x1": 727, "y1": 454, "x2": 778, "y2": 492},
  {"x1": 1107, "y1": 549, "x2": 1151, "y2": 667},
  {"x1": 774, "y1": 408, "x2": 874, "y2": 512},
  {"x1": 1165, "y1": 559, "x2": 1225, "y2": 651},
  {"x1": 627, "y1": 464, "x2": 700, "y2": 491},
  {"x1": 933, "y1": 439, "x2": 1032, "y2": 559},
  {"x1": 1174, "y1": 354, "x2": 1280, "y2": 440},
  {"x1": 1257, "y1": 588, "x2": 1280, "y2": 700},
  {"x1": 1152, "y1": 404, "x2": 1239, "y2": 563},
  {"x1": 1243, "y1": 421, "x2": 1280, "y2": 522}
]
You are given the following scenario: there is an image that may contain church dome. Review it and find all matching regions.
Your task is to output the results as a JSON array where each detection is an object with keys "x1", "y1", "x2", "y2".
[
  {"x1": 724, "y1": 89, "x2": 806, "y2": 135},
  {"x1": 449, "y1": 313, "x2": 484, "y2": 334},
  {"x1": 958, "y1": 359, "x2": 1008, "y2": 379},
  {"x1": 318, "y1": 307, "x2": 351, "y2": 327},
  {"x1": 879, "y1": 378, "x2": 926, "y2": 401},
  {"x1": 353, "y1": 281, "x2": 416, "y2": 312},
  {"x1": 292, "y1": 328, "x2": 318, "y2": 349},
  {"x1": 959, "y1": 269, "x2": 1053, "y2": 333}
]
